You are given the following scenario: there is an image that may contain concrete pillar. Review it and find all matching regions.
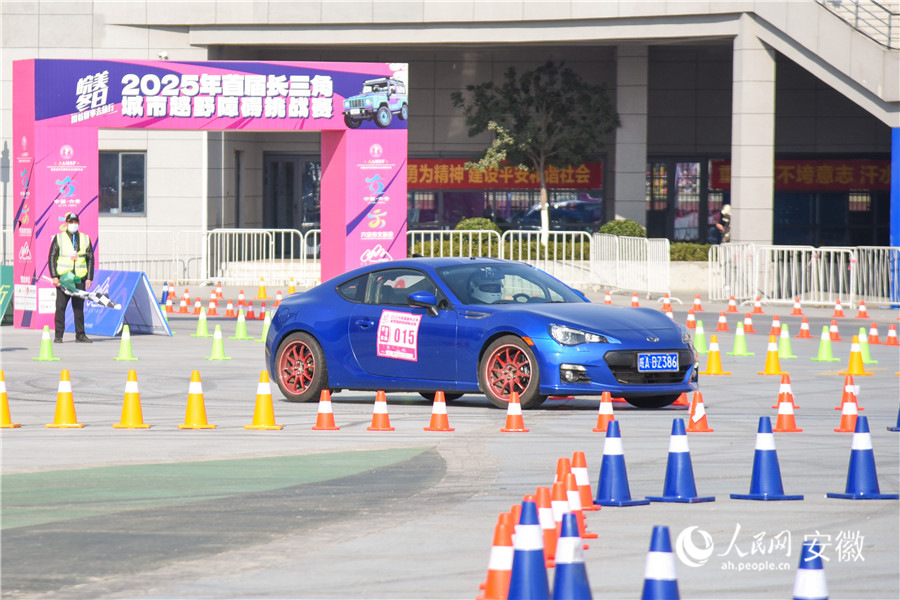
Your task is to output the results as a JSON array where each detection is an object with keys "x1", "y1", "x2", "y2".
[
  {"x1": 613, "y1": 45, "x2": 649, "y2": 225},
  {"x1": 731, "y1": 15, "x2": 775, "y2": 245}
]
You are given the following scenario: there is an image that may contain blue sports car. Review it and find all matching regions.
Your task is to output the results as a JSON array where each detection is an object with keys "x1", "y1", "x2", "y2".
[{"x1": 265, "y1": 257, "x2": 698, "y2": 409}]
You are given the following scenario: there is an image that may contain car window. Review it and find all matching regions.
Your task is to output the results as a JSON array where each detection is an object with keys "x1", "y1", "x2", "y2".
[
  {"x1": 436, "y1": 262, "x2": 584, "y2": 305},
  {"x1": 336, "y1": 274, "x2": 368, "y2": 303},
  {"x1": 365, "y1": 268, "x2": 447, "y2": 306}
]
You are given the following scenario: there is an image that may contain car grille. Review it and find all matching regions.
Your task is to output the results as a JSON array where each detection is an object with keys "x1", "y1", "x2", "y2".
[
  {"x1": 603, "y1": 350, "x2": 693, "y2": 385},
  {"x1": 346, "y1": 99, "x2": 366, "y2": 109}
]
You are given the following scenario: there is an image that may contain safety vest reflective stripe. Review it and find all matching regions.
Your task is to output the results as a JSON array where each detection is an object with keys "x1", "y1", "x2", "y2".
[{"x1": 56, "y1": 232, "x2": 89, "y2": 277}]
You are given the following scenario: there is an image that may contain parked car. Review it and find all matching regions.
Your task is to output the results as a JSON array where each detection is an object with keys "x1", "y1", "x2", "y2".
[
  {"x1": 266, "y1": 257, "x2": 697, "y2": 409},
  {"x1": 342, "y1": 77, "x2": 408, "y2": 128},
  {"x1": 500, "y1": 198, "x2": 604, "y2": 232}
]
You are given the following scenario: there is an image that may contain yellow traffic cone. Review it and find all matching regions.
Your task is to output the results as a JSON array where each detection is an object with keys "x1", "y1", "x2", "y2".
[
  {"x1": 757, "y1": 335, "x2": 786, "y2": 375},
  {"x1": 33, "y1": 325, "x2": 60, "y2": 362},
  {"x1": 178, "y1": 370, "x2": 216, "y2": 429},
  {"x1": 1, "y1": 370, "x2": 21, "y2": 428},
  {"x1": 114, "y1": 324, "x2": 139, "y2": 361},
  {"x1": 245, "y1": 371, "x2": 283, "y2": 430},
  {"x1": 255, "y1": 276, "x2": 269, "y2": 300},
  {"x1": 700, "y1": 335, "x2": 731, "y2": 375},
  {"x1": 288, "y1": 277, "x2": 296, "y2": 295},
  {"x1": 839, "y1": 336, "x2": 874, "y2": 376},
  {"x1": 114, "y1": 370, "x2": 150, "y2": 429},
  {"x1": 46, "y1": 369, "x2": 84, "y2": 428}
]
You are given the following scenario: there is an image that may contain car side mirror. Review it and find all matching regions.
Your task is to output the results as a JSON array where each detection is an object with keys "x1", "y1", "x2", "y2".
[{"x1": 407, "y1": 290, "x2": 439, "y2": 316}]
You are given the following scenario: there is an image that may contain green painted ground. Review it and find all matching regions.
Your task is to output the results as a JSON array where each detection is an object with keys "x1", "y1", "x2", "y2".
[{"x1": 1, "y1": 447, "x2": 428, "y2": 530}]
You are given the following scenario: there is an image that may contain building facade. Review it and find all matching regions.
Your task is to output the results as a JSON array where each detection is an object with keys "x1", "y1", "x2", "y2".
[{"x1": 2, "y1": 0, "x2": 898, "y2": 263}]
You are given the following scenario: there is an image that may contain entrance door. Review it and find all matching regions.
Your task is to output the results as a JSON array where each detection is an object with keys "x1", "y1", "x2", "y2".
[
  {"x1": 646, "y1": 159, "x2": 708, "y2": 242},
  {"x1": 263, "y1": 154, "x2": 321, "y2": 256}
]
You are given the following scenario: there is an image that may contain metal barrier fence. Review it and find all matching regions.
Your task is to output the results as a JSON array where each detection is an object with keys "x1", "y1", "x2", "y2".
[
  {"x1": 709, "y1": 243, "x2": 899, "y2": 307},
  {"x1": 501, "y1": 230, "x2": 594, "y2": 287},
  {"x1": 591, "y1": 233, "x2": 671, "y2": 296},
  {"x1": 408, "y1": 229, "x2": 502, "y2": 258}
]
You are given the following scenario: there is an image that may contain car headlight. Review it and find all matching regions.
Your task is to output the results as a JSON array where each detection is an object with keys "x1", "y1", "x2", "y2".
[
  {"x1": 550, "y1": 324, "x2": 619, "y2": 346},
  {"x1": 682, "y1": 328, "x2": 692, "y2": 344},
  {"x1": 343, "y1": 100, "x2": 349, "y2": 109}
]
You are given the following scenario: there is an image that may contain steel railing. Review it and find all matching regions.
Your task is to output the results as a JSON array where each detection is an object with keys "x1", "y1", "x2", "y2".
[{"x1": 818, "y1": 0, "x2": 899, "y2": 49}]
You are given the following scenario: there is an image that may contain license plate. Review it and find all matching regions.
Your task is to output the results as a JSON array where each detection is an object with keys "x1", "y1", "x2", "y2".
[
  {"x1": 637, "y1": 352, "x2": 679, "y2": 372},
  {"x1": 350, "y1": 109, "x2": 361, "y2": 115}
]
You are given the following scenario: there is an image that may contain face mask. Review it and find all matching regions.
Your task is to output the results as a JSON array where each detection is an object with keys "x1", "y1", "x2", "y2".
[{"x1": 67, "y1": 223, "x2": 79, "y2": 234}]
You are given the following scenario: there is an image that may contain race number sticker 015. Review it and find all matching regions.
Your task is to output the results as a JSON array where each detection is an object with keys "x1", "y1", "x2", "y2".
[{"x1": 376, "y1": 310, "x2": 422, "y2": 361}]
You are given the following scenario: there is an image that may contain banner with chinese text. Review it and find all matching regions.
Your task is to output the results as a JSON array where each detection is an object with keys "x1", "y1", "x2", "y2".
[
  {"x1": 407, "y1": 159, "x2": 602, "y2": 190},
  {"x1": 710, "y1": 159, "x2": 890, "y2": 191}
]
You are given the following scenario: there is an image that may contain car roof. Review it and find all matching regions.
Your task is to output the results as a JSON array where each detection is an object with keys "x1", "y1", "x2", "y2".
[{"x1": 363, "y1": 78, "x2": 402, "y2": 85}]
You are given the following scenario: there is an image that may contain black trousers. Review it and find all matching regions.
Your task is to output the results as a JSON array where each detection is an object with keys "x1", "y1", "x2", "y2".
[{"x1": 55, "y1": 280, "x2": 86, "y2": 337}]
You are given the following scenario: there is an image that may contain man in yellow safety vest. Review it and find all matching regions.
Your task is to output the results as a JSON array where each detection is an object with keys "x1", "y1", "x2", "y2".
[{"x1": 48, "y1": 212, "x2": 94, "y2": 343}]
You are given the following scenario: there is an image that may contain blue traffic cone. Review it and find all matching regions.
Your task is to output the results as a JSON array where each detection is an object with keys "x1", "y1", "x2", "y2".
[
  {"x1": 594, "y1": 421, "x2": 650, "y2": 507},
  {"x1": 552, "y1": 513, "x2": 591, "y2": 600},
  {"x1": 507, "y1": 499, "x2": 551, "y2": 600},
  {"x1": 792, "y1": 540, "x2": 828, "y2": 600},
  {"x1": 827, "y1": 416, "x2": 899, "y2": 500},
  {"x1": 889, "y1": 401, "x2": 900, "y2": 432},
  {"x1": 641, "y1": 525, "x2": 680, "y2": 600},
  {"x1": 159, "y1": 281, "x2": 169, "y2": 306},
  {"x1": 646, "y1": 418, "x2": 715, "y2": 503},
  {"x1": 731, "y1": 417, "x2": 804, "y2": 501}
]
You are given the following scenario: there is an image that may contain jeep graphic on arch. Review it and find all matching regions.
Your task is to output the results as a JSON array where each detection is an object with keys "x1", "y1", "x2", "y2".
[{"x1": 342, "y1": 78, "x2": 408, "y2": 129}]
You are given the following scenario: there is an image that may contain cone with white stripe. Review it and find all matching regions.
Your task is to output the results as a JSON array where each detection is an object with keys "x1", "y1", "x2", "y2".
[
  {"x1": 793, "y1": 540, "x2": 828, "y2": 600},
  {"x1": 477, "y1": 514, "x2": 514, "y2": 600},
  {"x1": 594, "y1": 421, "x2": 650, "y2": 506},
  {"x1": 742, "y1": 312, "x2": 757, "y2": 333},
  {"x1": 715, "y1": 312, "x2": 729, "y2": 332},
  {"x1": 770, "y1": 373, "x2": 798, "y2": 409},
  {"x1": 727, "y1": 322, "x2": 754, "y2": 357},
  {"x1": 552, "y1": 513, "x2": 592, "y2": 600},
  {"x1": 424, "y1": 390, "x2": 454, "y2": 431},
  {"x1": 255, "y1": 277, "x2": 269, "y2": 300},
  {"x1": 114, "y1": 324, "x2": 139, "y2": 361},
  {"x1": 796, "y1": 317, "x2": 812, "y2": 339},
  {"x1": 159, "y1": 281, "x2": 169, "y2": 306},
  {"x1": 288, "y1": 277, "x2": 296, "y2": 294},
  {"x1": 367, "y1": 390, "x2": 394, "y2": 431},
  {"x1": 46, "y1": 370, "x2": 84, "y2": 428},
  {"x1": 726, "y1": 295, "x2": 738, "y2": 313},
  {"x1": 811, "y1": 326, "x2": 840, "y2": 362},
  {"x1": 833, "y1": 393, "x2": 859, "y2": 433},
  {"x1": 206, "y1": 325, "x2": 231, "y2": 360},
  {"x1": 33, "y1": 326, "x2": 60, "y2": 362},
  {"x1": 113, "y1": 370, "x2": 149, "y2": 429},
  {"x1": 647, "y1": 418, "x2": 715, "y2": 503},
  {"x1": 700, "y1": 335, "x2": 731, "y2": 375},
  {"x1": 769, "y1": 315, "x2": 782, "y2": 337},
  {"x1": 686, "y1": 391, "x2": 713, "y2": 432},
  {"x1": 857, "y1": 327, "x2": 877, "y2": 365},
  {"x1": 757, "y1": 335, "x2": 786, "y2": 375},
  {"x1": 245, "y1": 371, "x2": 282, "y2": 430},
  {"x1": 832, "y1": 299, "x2": 845, "y2": 318},
  {"x1": 312, "y1": 389, "x2": 340, "y2": 430},
  {"x1": 693, "y1": 320, "x2": 708, "y2": 354},
  {"x1": 535, "y1": 486, "x2": 558, "y2": 567},
  {"x1": 773, "y1": 392, "x2": 803, "y2": 433},
  {"x1": 604, "y1": 291, "x2": 612, "y2": 305},
  {"x1": 501, "y1": 391, "x2": 528, "y2": 432},
  {"x1": 829, "y1": 319, "x2": 842, "y2": 341},
  {"x1": 566, "y1": 472, "x2": 597, "y2": 539},
  {"x1": 641, "y1": 526, "x2": 680, "y2": 600},
  {"x1": 0, "y1": 371, "x2": 21, "y2": 428},
  {"x1": 631, "y1": 292, "x2": 640, "y2": 308},
  {"x1": 855, "y1": 300, "x2": 869, "y2": 319},
  {"x1": 886, "y1": 324, "x2": 899, "y2": 346},
  {"x1": 730, "y1": 417, "x2": 803, "y2": 501},
  {"x1": 229, "y1": 310, "x2": 254, "y2": 340},
  {"x1": 839, "y1": 335, "x2": 873, "y2": 376},
  {"x1": 178, "y1": 370, "x2": 215, "y2": 429},
  {"x1": 790, "y1": 297, "x2": 804, "y2": 316},
  {"x1": 572, "y1": 451, "x2": 599, "y2": 512},
  {"x1": 506, "y1": 500, "x2": 550, "y2": 600},
  {"x1": 867, "y1": 322, "x2": 881, "y2": 345},
  {"x1": 827, "y1": 416, "x2": 899, "y2": 499},
  {"x1": 751, "y1": 296, "x2": 763, "y2": 314},
  {"x1": 685, "y1": 309, "x2": 696, "y2": 330},
  {"x1": 833, "y1": 374, "x2": 863, "y2": 411},
  {"x1": 592, "y1": 390, "x2": 615, "y2": 432}
]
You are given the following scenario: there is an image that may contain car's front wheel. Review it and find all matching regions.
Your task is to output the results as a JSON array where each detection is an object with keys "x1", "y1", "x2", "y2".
[
  {"x1": 375, "y1": 106, "x2": 392, "y2": 127},
  {"x1": 274, "y1": 332, "x2": 328, "y2": 402},
  {"x1": 479, "y1": 335, "x2": 546, "y2": 409},
  {"x1": 344, "y1": 115, "x2": 362, "y2": 129},
  {"x1": 624, "y1": 394, "x2": 680, "y2": 409}
]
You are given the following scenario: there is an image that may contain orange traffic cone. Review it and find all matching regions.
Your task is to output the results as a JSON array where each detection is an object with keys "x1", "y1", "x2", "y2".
[
  {"x1": 236, "y1": 289, "x2": 245, "y2": 307},
  {"x1": 207, "y1": 299, "x2": 218, "y2": 316},
  {"x1": 46, "y1": 370, "x2": 84, "y2": 428},
  {"x1": 856, "y1": 301, "x2": 869, "y2": 319},
  {"x1": 224, "y1": 300, "x2": 236, "y2": 318},
  {"x1": 660, "y1": 294, "x2": 672, "y2": 314},
  {"x1": 692, "y1": 294, "x2": 703, "y2": 312},
  {"x1": 686, "y1": 391, "x2": 714, "y2": 432},
  {"x1": 790, "y1": 297, "x2": 804, "y2": 316},
  {"x1": 501, "y1": 391, "x2": 528, "y2": 432},
  {"x1": 828, "y1": 320, "x2": 842, "y2": 341},
  {"x1": 769, "y1": 315, "x2": 782, "y2": 337},
  {"x1": 275, "y1": 290, "x2": 283, "y2": 307},
  {"x1": 113, "y1": 370, "x2": 150, "y2": 429},
  {"x1": 572, "y1": 451, "x2": 598, "y2": 512},
  {"x1": 245, "y1": 302, "x2": 257, "y2": 320},
  {"x1": 834, "y1": 396, "x2": 859, "y2": 433},
  {"x1": 631, "y1": 292, "x2": 640, "y2": 308},
  {"x1": 726, "y1": 296, "x2": 738, "y2": 313},
  {"x1": 312, "y1": 389, "x2": 340, "y2": 430},
  {"x1": 534, "y1": 487, "x2": 558, "y2": 567},
  {"x1": 1, "y1": 370, "x2": 21, "y2": 428},
  {"x1": 757, "y1": 335, "x2": 786, "y2": 375},
  {"x1": 685, "y1": 309, "x2": 696, "y2": 330},
  {"x1": 715, "y1": 312, "x2": 730, "y2": 332},
  {"x1": 751, "y1": 296, "x2": 764, "y2": 314},
  {"x1": 255, "y1": 277, "x2": 269, "y2": 300},
  {"x1": 867, "y1": 322, "x2": 881, "y2": 345},
  {"x1": 771, "y1": 373, "x2": 799, "y2": 409},
  {"x1": 743, "y1": 313, "x2": 757, "y2": 333},
  {"x1": 477, "y1": 514, "x2": 514, "y2": 600},
  {"x1": 178, "y1": 297, "x2": 188, "y2": 314},
  {"x1": 215, "y1": 282, "x2": 224, "y2": 299},
  {"x1": 367, "y1": 390, "x2": 394, "y2": 431},
  {"x1": 840, "y1": 336, "x2": 873, "y2": 376},
  {"x1": 672, "y1": 392, "x2": 689, "y2": 407},
  {"x1": 834, "y1": 375, "x2": 864, "y2": 411},
  {"x1": 193, "y1": 298, "x2": 202, "y2": 315},
  {"x1": 258, "y1": 302, "x2": 268, "y2": 320},
  {"x1": 773, "y1": 394, "x2": 803, "y2": 433},
  {"x1": 832, "y1": 299, "x2": 846, "y2": 318},
  {"x1": 566, "y1": 472, "x2": 597, "y2": 539},
  {"x1": 178, "y1": 370, "x2": 215, "y2": 429},
  {"x1": 165, "y1": 297, "x2": 174, "y2": 313},
  {"x1": 604, "y1": 291, "x2": 612, "y2": 305},
  {"x1": 245, "y1": 371, "x2": 283, "y2": 430},
  {"x1": 700, "y1": 335, "x2": 731, "y2": 375},
  {"x1": 592, "y1": 391, "x2": 615, "y2": 432},
  {"x1": 886, "y1": 324, "x2": 899, "y2": 346},
  {"x1": 796, "y1": 317, "x2": 812, "y2": 339},
  {"x1": 424, "y1": 391, "x2": 455, "y2": 431},
  {"x1": 554, "y1": 456, "x2": 572, "y2": 484}
]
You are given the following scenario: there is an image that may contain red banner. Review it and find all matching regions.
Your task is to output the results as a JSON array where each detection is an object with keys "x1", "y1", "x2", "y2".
[
  {"x1": 710, "y1": 159, "x2": 890, "y2": 191},
  {"x1": 407, "y1": 159, "x2": 602, "y2": 190}
]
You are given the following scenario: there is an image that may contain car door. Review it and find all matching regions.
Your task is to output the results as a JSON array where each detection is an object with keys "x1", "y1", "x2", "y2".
[{"x1": 349, "y1": 267, "x2": 458, "y2": 381}]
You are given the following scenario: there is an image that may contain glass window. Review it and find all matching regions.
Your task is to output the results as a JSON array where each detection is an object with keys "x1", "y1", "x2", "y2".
[
  {"x1": 99, "y1": 151, "x2": 146, "y2": 215},
  {"x1": 336, "y1": 274, "x2": 368, "y2": 303},
  {"x1": 366, "y1": 268, "x2": 444, "y2": 306},
  {"x1": 437, "y1": 262, "x2": 585, "y2": 305}
]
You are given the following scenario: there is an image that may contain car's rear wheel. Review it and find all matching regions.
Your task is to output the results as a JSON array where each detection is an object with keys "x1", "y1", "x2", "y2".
[
  {"x1": 479, "y1": 335, "x2": 546, "y2": 409},
  {"x1": 274, "y1": 332, "x2": 327, "y2": 402},
  {"x1": 375, "y1": 106, "x2": 392, "y2": 127},
  {"x1": 344, "y1": 115, "x2": 362, "y2": 129},
  {"x1": 624, "y1": 394, "x2": 680, "y2": 409},
  {"x1": 399, "y1": 104, "x2": 409, "y2": 120},
  {"x1": 419, "y1": 391, "x2": 464, "y2": 402}
]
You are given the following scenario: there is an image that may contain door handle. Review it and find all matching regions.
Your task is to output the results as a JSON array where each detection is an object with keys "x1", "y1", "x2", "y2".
[{"x1": 355, "y1": 318, "x2": 374, "y2": 328}]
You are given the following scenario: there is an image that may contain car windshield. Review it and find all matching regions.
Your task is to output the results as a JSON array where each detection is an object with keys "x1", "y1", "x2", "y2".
[{"x1": 436, "y1": 262, "x2": 586, "y2": 305}]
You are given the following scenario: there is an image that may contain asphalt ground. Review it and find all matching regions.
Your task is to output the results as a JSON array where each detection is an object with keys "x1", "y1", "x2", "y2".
[{"x1": 1, "y1": 287, "x2": 899, "y2": 599}]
